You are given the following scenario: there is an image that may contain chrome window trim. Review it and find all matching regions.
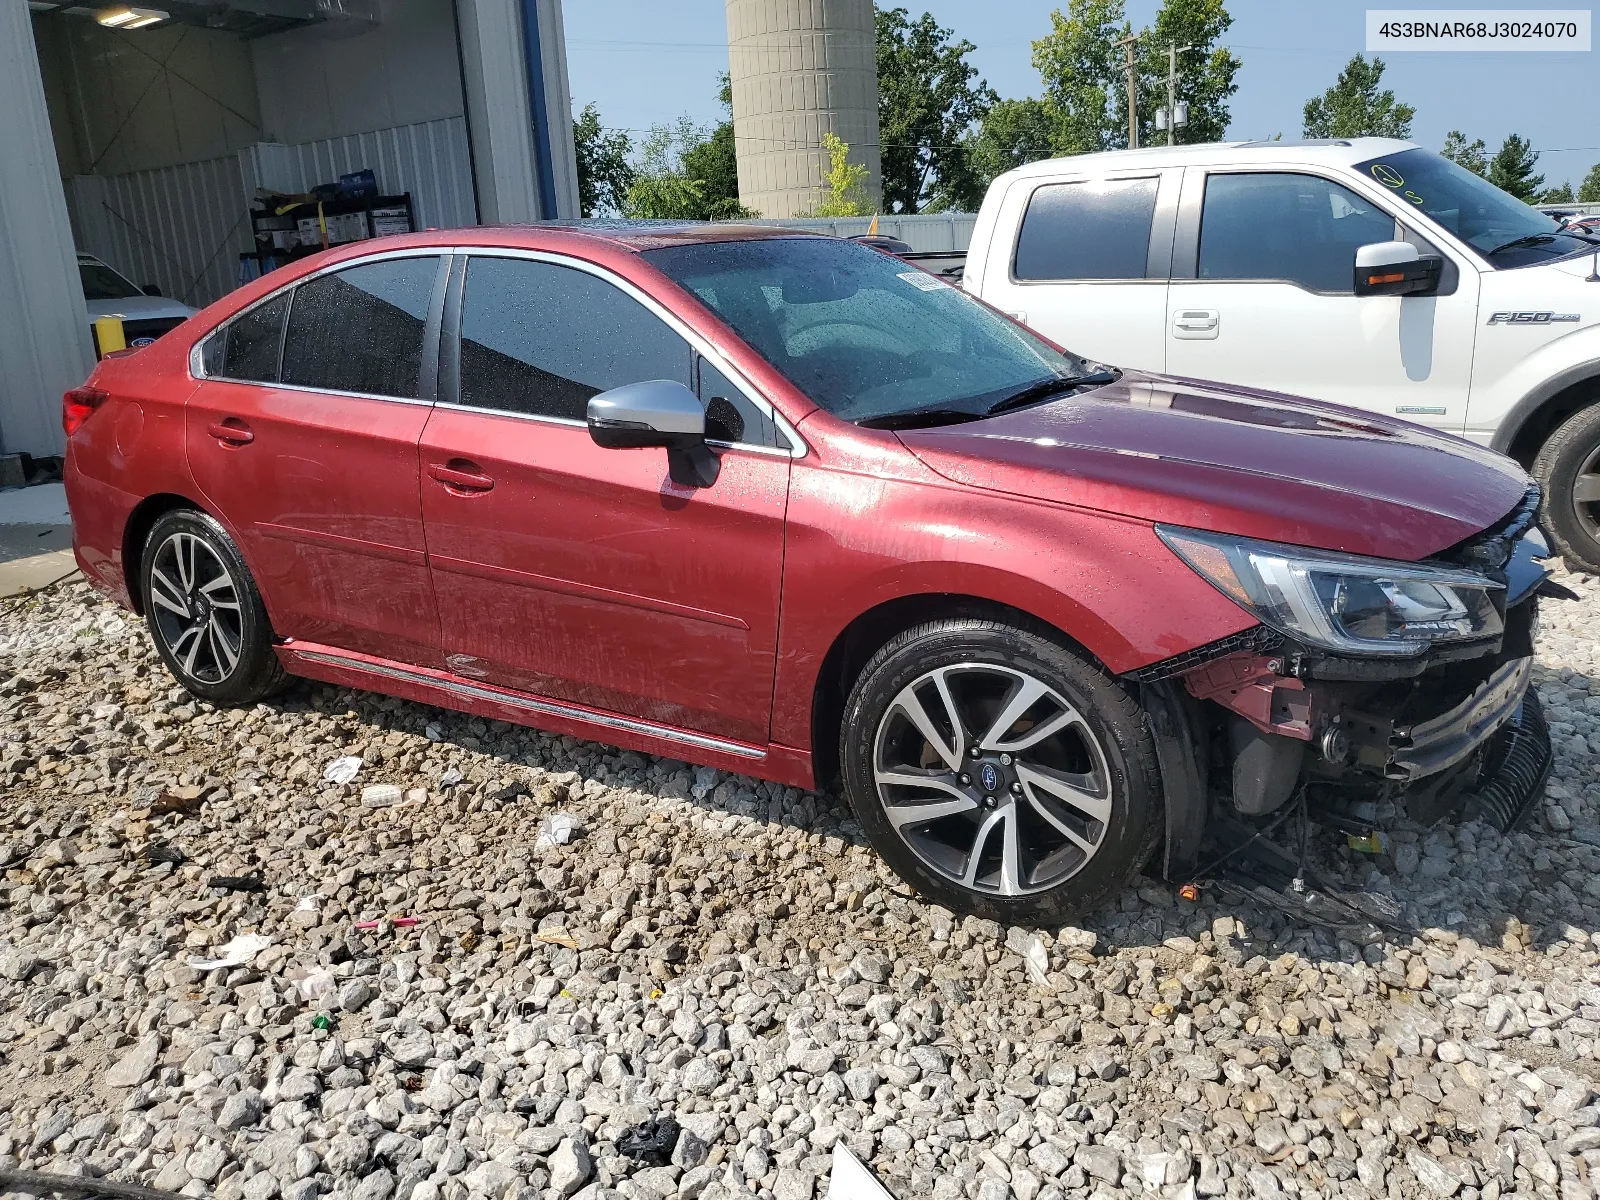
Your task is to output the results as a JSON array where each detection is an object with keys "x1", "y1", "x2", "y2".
[
  {"x1": 438, "y1": 400, "x2": 797, "y2": 459},
  {"x1": 190, "y1": 247, "x2": 448, "y2": 401},
  {"x1": 450, "y1": 245, "x2": 809, "y2": 459}
]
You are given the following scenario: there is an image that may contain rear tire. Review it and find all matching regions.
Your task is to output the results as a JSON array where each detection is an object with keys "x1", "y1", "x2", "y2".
[
  {"x1": 139, "y1": 509, "x2": 288, "y2": 705},
  {"x1": 1532, "y1": 402, "x2": 1600, "y2": 575},
  {"x1": 838, "y1": 618, "x2": 1162, "y2": 924}
]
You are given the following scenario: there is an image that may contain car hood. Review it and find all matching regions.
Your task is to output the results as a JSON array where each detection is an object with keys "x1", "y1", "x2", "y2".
[
  {"x1": 84, "y1": 295, "x2": 198, "y2": 322},
  {"x1": 897, "y1": 371, "x2": 1531, "y2": 561}
]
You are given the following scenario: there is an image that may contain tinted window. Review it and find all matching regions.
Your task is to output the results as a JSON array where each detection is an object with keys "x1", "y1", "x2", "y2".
[
  {"x1": 1354, "y1": 146, "x2": 1591, "y2": 267},
  {"x1": 281, "y1": 257, "x2": 438, "y2": 398},
  {"x1": 220, "y1": 293, "x2": 289, "y2": 383},
  {"x1": 458, "y1": 257, "x2": 692, "y2": 420},
  {"x1": 80, "y1": 262, "x2": 142, "y2": 301},
  {"x1": 1014, "y1": 178, "x2": 1158, "y2": 280},
  {"x1": 1198, "y1": 173, "x2": 1396, "y2": 292},
  {"x1": 645, "y1": 237, "x2": 1085, "y2": 425},
  {"x1": 698, "y1": 356, "x2": 776, "y2": 447}
]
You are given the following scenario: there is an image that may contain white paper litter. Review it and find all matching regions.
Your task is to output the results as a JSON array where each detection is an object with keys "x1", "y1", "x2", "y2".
[
  {"x1": 187, "y1": 933, "x2": 272, "y2": 971},
  {"x1": 295, "y1": 895, "x2": 321, "y2": 912},
  {"x1": 323, "y1": 756, "x2": 363, "y2": 785},
  {"x1": 827, "y1": 1142, "x2": 898, "y2": 1200},
  {"x1": 361, "y1": 783, "x2": 403, "y2": 808},
  {"x1": 1023, "y1": 934, "x2": 1053, "y2": 989},
  {"x1": 535, "y1": 812, "x2": 576, "y2": 850},
  {"x1": 296, "y1": 968, "x2": 336, "y2": 1000}
]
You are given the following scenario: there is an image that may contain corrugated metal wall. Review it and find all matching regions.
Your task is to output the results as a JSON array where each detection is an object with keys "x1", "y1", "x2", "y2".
[
  {"x1": 259, "y1": 117, "x2": 476, "y2": 234},
  {"x1": 746, "y1": 212, "x2": 976, "y2": 253},
  {"x1": 66, "y1": 116, "x2": 476, "y2": 311},
  {"x1": 68, "y1": 153, "x2": 252, "y2": 309}
]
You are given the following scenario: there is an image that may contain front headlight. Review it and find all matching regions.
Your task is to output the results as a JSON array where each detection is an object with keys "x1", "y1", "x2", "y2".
[{"x1": 1156, "y1": 525, "x2": 1504, "y2": 657}]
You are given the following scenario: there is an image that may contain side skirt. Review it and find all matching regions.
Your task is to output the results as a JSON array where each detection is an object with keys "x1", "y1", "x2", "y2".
[{"x1": 275, "y1": 640, "x2": 816, "y2": 789}]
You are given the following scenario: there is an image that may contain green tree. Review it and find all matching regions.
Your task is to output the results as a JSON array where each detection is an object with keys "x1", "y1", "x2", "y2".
[
  {"x1": 573, "y1": 103, "x2": 634, "y2": 217},
  {"x1": 1580, "y1": 162, "x2": 1600, "y2": 203},
  {"x1": 814, "y1": 133, "x2": 874, "y2": 216},
  {"x1": 1539, "y1": 181, "x2": 1575, "y2": 204},
  {"x1": 1030, "y1": 0, "x2": 1132, "y2": 154},
  {"x1": 679, "y1": 74, "x2": 750, "y2": 220},
  {"x1": 1440, "y1": 130, "x2": 1487, "y2": 177},
  {"x1": 1028, "y1": 0, "x2": 1241, "y2": 155},
  {"x1": 1488, "y1": 134, "x2": 1543, "y2": 202},
  {"x1": 1128, "y1": 0, "x2": 1241, "y2": 146},
  {"x1": 1302, "y1": 55, "x2": 1415, "y2": 138},
  {"x1": 876, "y1": 7, "x2": 996, "y2": 214},
  {"x1": 621, "y1": 81, "x2": 755, "y2": 222},
  {"x1": 967, "y1": 97, "x2": 1062, "y2": 181}
]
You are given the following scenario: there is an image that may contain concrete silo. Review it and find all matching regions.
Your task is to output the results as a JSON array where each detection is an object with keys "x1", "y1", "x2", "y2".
[{"x1": 725, "y1": 0, "x2": 882, "y2": 218}]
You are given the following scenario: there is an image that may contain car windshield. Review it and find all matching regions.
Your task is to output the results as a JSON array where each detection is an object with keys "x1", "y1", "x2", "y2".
[
  {"x1": 1354, "y1": 147, "x2": 1598, "y2": 267},
  {"x1": 79, "y1": 261, "x2": 143, "y2": 301},
  {"x1": 643, "y1": 236, "x2": 1090, "y2": 424}
]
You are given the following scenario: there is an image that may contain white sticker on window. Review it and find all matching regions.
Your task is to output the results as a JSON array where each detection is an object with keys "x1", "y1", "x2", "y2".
[{"x1": 897, "y1": 270, "x2": 949, "y2": 292}]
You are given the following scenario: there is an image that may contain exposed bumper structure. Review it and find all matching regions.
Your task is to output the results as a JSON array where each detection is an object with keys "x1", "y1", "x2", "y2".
[{"x1": 1384, "y1": 656, "x2": 1533, "y2": 782}]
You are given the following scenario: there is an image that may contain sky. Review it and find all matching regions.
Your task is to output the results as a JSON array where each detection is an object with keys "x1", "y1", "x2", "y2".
[{"x1": 563, "y1": 0, "x2": 1600, "y2": 190}]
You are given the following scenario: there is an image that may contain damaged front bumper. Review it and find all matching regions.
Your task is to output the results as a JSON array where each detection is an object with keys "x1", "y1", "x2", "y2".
[{"x1": 1357, "y1": 655, "x2": 1532, "y2": 783}]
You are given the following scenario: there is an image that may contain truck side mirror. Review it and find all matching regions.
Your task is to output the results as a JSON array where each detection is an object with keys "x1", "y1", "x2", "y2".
[{"x1": 1354, "y1": 241, "x2": 1442, "y2": 297}]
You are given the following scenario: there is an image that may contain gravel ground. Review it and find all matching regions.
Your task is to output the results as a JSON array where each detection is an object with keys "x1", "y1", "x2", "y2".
[{"x1": 2, "y1": 571, "x2": 1599, "y2": 1200}]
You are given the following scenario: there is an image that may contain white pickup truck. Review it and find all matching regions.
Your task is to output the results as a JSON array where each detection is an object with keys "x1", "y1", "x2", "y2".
[{"x1": 962, "y1": 137, "x2": 1600, "y2": 572}]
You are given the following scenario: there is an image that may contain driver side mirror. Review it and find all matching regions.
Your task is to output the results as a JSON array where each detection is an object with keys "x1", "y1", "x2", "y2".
[
  {"x1": 587, "y1": 379, "x2": 720, "y2": 488},
  {"x1": 1354, "y1": 241, "x2": 1442, "y2": 297},
  {"x1": 141, "y1": 284, "x2": 163, "y2": 297}
]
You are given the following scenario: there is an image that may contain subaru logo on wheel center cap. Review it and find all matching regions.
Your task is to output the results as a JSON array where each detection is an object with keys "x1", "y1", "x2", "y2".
[{"x1": 978, "y1": 762, "x2": 1000, "y2": 793}]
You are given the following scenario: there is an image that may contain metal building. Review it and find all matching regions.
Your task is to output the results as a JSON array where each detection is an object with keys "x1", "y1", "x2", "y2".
[
  {"x1": 2, "y1": 0, "x2": 580, "y2": 460},
  {"x1": 725, "y1": 0, "x2": 882, "y2": 219}
]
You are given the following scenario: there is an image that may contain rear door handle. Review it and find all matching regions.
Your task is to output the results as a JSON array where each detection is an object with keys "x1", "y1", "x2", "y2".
[
  {"x1": 207, "y1": 418, "x2": 254, "y2": 446},
  {"x1": 428, "y1": 459, "x2": 495, "y2": 494},
  {"x1": 1172, "y1": 308, "x2": 1220, "y2": 339}
]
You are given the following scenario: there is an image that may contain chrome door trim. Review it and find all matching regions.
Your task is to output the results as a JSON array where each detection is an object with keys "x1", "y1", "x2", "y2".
[
  {"x1": 293, "y1": 648, "x2": 769, "y2": 760},
  {"x1": 448, "y1": 245, "x2": 809, "y2": 459}
]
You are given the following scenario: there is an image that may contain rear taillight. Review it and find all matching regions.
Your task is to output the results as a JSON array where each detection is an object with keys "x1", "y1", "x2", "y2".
[{"x1": 63, "y1": 386, "x2": 109, "y2": 437}]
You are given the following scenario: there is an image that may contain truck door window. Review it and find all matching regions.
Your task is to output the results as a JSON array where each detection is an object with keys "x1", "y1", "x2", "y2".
[
  {"x1": 1013, "y1": 177, "x2": 1159, "y2": 281},
  {"x1": 1197, "y1": 173, "x2": 1395, "y2": 293}
]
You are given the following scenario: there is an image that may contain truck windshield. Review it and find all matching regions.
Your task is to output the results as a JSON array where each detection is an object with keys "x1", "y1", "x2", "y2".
[
  {"x1": 643, "y1": 236, "x2": 1091, "y2": 425},
  {"x1": 1354, "y1": 147, "x2": 1597, "y2": 268},
  {"x1": 79, "y1": 261, "x2": 144, "y2": 301}
]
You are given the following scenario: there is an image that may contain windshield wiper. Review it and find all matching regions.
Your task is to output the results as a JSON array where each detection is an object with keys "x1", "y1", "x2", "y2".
[
  {"x1": 856, "y1": 408, "x2": 984, "y2": 431},
  {"x1": 983, "y1": 369, "x2": 1119, "y2": 417},
  {"x1": 1486, "y1": 233, "x2": 1559, "y2": 256}
]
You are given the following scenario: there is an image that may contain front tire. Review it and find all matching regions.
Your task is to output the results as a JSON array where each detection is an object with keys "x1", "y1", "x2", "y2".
[
  {"x1": 1532, "y1": 403, "x2": 1600, "y2": 574},
  {"x1": 139, "y1": 509, "x2": 287, "y2": 705},
  {"x1": 839, "y1": 618, "x2": 1162, "y2": 923}
]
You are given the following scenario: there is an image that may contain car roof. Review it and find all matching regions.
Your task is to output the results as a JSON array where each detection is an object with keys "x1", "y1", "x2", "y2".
[
  {"x1": 996, "y1": 136, "x2": 1421, "y2": 183},
  {"x1": 367, "y1": 220, "x2": 826, "y2": 254}
]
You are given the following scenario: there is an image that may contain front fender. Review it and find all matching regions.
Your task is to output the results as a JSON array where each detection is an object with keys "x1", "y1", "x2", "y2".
[
  {"x1": 769, "y1": 462, "x2": 1258, "y2": 753},
  {"x1": 1472, "y1": 325, "x2": 1600, "y2": 452}
]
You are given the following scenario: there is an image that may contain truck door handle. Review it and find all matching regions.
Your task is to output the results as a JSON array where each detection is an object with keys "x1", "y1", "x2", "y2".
[
  {"x1": 1172, "y1": 309, "x2": 1220, "y2": 339},
  {"x1": 428, "y1": 459, "x2": 495, "y2": 494},
  {"x1": 207, "y1": 418, "x2": 254, "y2": 446}
]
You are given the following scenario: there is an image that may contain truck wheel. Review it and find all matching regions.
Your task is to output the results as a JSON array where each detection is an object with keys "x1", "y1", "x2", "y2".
[
  {"x1": 139, "y1": 509, "x2": 288, "y2": 705},
  {"x1": 838, "y1": 618, "x2": 1162, "y2": 923},
  {"x1": 1532, "y1": 403, "x2": 1600, "y2": 575}
]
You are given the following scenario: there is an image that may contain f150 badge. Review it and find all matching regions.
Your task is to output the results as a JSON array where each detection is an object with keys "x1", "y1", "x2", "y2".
[{"x1": 1486, "y1": 311, "x2": 1580, "y2": 325}]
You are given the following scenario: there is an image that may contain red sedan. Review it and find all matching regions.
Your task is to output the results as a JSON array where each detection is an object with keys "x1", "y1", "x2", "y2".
[{"x1": 65, "y1": 224, "x2": 1553, "y2": 920}]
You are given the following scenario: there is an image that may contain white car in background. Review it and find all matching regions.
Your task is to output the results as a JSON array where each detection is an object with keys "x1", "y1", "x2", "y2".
[
  {"x1": 963, "y1": 138, "x2": 1600, "y2": 572},
  {"x1": 79, "y1": 253, "x2": 197, "y2": 353}
]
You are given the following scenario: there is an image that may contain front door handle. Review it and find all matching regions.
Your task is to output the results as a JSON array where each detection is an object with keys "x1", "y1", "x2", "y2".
[
  {"x1": 1172, "y1": 308, "x2": 1220, "y2": 340},
  {"x1": 428, "y1": 459, "x2": 495, "y2": 494},
  {"x1": 207, "y1": 418, "x2": 254, "y2": 446}
]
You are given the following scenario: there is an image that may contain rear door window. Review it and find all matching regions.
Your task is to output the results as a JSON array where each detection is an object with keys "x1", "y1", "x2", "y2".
[
  {"x1": 218, "y1": 293, "x2": 290, "y2": 383},
  {"x1": 1197, "y1": 173, "x2": 1397, "y2": 292},
  {"x1": 281, "y1": 256, "x2": 440, "y2": 398},
  {"x1": 1014, "y1": 177, "x2": 1160, "y2": 280}
]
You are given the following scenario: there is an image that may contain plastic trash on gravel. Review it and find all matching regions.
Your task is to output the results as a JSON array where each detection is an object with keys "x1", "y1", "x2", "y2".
[
  {"x1": 828, "y1": 1142, "x2": 898, "y2": 1200},
  {"x1": 187, "y1": 933, "x2": 272, "y2": 971},
  {"x1": 535, "y1": 812, "x2": 577, "y2": 849},
  {"x1": 323, "y1": 756, "x2": 363, "y2": 785}
]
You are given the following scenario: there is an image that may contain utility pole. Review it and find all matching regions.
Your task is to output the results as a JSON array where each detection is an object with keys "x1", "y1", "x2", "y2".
[
  {"x1": 1164, "y1": 43, "x2": 1193, "y2": 145},
  {"x1": 1117, "y1": 32, "x2": 1140, "y2": 149}
]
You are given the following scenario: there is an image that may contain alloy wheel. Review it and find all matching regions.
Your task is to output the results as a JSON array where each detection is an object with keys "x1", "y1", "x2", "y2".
[
  {"x1": 871, "y1": 662, "x2": 1113, "y2": 897},
  {"x1": 1572, "y1": 441, "x2": 1600, "y2": 543},
  {"x1": 147, "y1": 531, "x2": 244, "y2": 685}
]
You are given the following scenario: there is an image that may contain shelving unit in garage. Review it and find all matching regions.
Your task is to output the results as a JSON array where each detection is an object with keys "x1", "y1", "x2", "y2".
[{"x1": 240, "y1": 189, "x2": 416, "y2": 283}]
